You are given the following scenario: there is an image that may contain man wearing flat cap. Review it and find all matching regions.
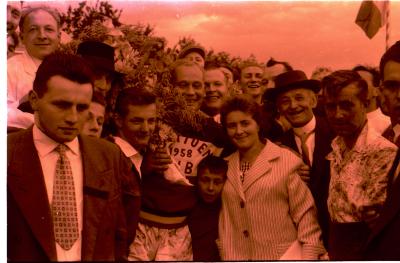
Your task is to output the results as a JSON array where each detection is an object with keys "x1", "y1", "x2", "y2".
[
  {"x1": 266, "y1": 70, "x2": 334, "y2": 249},
  {"x1": 77, "y1": 40, "x2": 121, "y2": 98},
  {"x1": 178, "y1": 44, "x2": 206, "y2": 68}
]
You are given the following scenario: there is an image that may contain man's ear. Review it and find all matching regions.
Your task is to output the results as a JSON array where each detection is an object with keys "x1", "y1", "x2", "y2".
[
  {"x1": 28, "y1": 90, "x2": 39, "y2": 111},
  {"x1": 309, "y1": 90, "x2": 318, "y2": 109}
]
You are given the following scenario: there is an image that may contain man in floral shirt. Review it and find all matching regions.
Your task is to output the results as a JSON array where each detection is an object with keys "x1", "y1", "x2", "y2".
[{"x1": 321, "y1": 70, "x2": 397, "y2": 260}]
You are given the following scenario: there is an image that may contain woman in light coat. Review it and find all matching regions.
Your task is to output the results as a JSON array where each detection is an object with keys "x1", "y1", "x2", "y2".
[{"x1": 218, "y1": 95, "x2": 326, "y2": 260}]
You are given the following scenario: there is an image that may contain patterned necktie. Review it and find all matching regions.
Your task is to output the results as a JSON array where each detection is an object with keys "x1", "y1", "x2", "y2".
[
  {"x1": 52, "y1": 144, "x2": 79, "y2": 250},
  {"x1": 296, "y1": 131, "x2": 313, "y2": 166}
]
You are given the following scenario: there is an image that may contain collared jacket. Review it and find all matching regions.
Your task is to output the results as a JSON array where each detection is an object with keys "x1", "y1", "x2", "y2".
[
  {"x1": 7, "y1": 127, "x2": 134, "y2": 261},
  {"x1": 219, "y1": 140, "x2": 325, "y2": 260}
]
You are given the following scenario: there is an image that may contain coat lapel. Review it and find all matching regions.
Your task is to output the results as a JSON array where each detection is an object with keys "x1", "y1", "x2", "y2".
[
  {"x1": 79, "y1": 136, "x2": 112, "y2": 260},
  {"x1": 7, "y1": 128, "x2": 57, "y2": 261},
  {"x1": 281, "y1": 130, "x2": 300, "y2": 154},
  {"x1": 226, "y1": 152, "x2": 246, "y2": 201},
  {"x1": 242, "y1": 141, "x2": 280, "y2": 192},
  {"x1": 367, "y1": 151, "x2": 400, "y2": 245}
]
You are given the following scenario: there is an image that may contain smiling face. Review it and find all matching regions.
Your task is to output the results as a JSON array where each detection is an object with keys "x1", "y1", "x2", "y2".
[
  {"x1": 240, "y1": 66, "x2": 264, "y2": 103},
  {"x1": 21, "y1": 10, "x2": 60, "y2": 60},
  {"x1": 116, "y1": 104, "x2": 157, "y2": 152},
  {"x1": 204, "y1": 68, "x2": 229, "y2": 113},
  {"x1": 30, "y1": 75, "x2": 92, "y2": 143},
  {"x1": 197, "y1": 169, "x2": 226, "y2": 203},
  {"x1": 174, "y1": 65, "x2": 205, "y2": 111},
  {"x1": 324, "y1": 83, "x2": 367, "y2": 138},
  {"x1": 225, "y1": 110, "x2": 261, "y2": 151},
  {"x1": 277, "y1": 88, "x2": 317, "y2": 127}
]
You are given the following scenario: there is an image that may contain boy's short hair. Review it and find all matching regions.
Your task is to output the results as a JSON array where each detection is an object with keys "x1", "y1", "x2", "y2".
[{"x1": 197, "y1": 155, "x2": 228, "y2": 179}]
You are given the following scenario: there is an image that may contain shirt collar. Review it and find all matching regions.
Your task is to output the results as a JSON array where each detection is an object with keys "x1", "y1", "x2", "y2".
[
  {"x1": 393, "y1": 124, "x2": 400, "y2": 139},
  {"x1": 330, "y1": 120, "x2": 378, "y2": 158},
  {"x1": 113, "y1": 136, "x2": 141, "y2": 158},
  {"x1": 33, "y1": 125, "x2": 80, "y2": 157},
  {"x1": 293, "y1": 115, "x2": 316, "y2": 136}
]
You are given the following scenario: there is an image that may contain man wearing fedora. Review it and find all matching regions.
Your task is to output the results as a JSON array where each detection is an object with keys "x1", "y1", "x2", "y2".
[
  {"x1": 321, "y1": 70, "x2": 397, "y2": 260},
  {"x1": 77, "y1": 40, "x2": 122, "y2": 98},
  {"x1": 266, "y1": 70, "x2": 334, "y2": 249}
]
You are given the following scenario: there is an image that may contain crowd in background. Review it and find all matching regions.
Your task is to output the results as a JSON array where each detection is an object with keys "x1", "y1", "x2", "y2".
[{"x1": 6, "y1": 2, "x2": 400, "y2": 261}]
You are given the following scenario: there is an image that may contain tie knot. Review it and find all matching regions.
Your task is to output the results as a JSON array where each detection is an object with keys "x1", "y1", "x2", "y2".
[
  {"x1": 55, "y1": 144, "x2": 68, "y2": 155},
  {"x1": 295, "y1": 131, "x2": 312, "y2": 142}
]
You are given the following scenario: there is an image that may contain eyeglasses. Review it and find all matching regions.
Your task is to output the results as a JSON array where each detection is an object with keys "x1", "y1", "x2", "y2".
[{"x1": 382, "y1": 80, "x2": 400, "y2": 91}]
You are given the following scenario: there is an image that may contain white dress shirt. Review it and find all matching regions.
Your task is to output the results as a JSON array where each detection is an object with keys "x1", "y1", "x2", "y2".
[
  {"x1": 114, "y1": 136, "x2": 143, "y2": 178},
  {"x1": 367, "y1": 107, "x2": 391, "y2": 135},
  {"x1": 293, "y1": 116, "x2": 316, "y2": 165},
  {"x1": 33, "y1": 125, "x2": 83, "y2": 261},
  {"x1": 7, "y1": 51, "x2": 39, "y2": 128}
]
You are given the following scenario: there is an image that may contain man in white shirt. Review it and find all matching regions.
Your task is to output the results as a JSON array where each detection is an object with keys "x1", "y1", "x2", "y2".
[
  {"x1": 7, "y1": 6, "x2": 61, "y2": 130},
  {"x1": 8, "y1": 53, "x2": 134, "y2": 261},
  {"x1": 353, "y1": 65, "x2": 391, "y2": 134},
  {"x1": 266, "y1": 70, "x2": 334, "y2": 248},
  {"x1": 112, "y1": 87, "x2": 157, "y2": 178},
  {"x1": 202, "y1": 62, "x2": 231, "y2": 123}
]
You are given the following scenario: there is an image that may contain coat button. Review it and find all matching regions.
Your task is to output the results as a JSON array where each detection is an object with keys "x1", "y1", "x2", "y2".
[
  {"x1": 243, "y1": 230, "x2": 249, "y2": 237},
  {"x1": 240, "y1": 201, "x2": 245, "y2": 208}
]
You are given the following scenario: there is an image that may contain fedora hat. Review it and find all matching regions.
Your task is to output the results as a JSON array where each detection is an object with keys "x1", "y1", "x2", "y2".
[
  {"x1": 77, "y1": 40, "x2": 120, "y2": 75},
  {"x1": 178, "y1": 44, "x2": 206, "y2": 60},
  {"x1": 264, "y1": 70, "x2": 321, "y2": 101}
]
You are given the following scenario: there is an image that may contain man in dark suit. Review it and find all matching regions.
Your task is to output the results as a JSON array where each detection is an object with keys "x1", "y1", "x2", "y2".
[
  {"x1": 7, "y1": 53, "x2": 135, "y2": 261},
  {"x1": 363, "y1": 41, "x2": 400, "y2": 260},
  {"x1": 265, "y1": 70, "x2": 334, "y2": 248}
]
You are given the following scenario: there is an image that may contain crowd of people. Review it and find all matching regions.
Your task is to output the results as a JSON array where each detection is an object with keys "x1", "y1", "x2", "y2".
[{"x1": 6, "y1": 3, "x2": 400, "y2": 261}]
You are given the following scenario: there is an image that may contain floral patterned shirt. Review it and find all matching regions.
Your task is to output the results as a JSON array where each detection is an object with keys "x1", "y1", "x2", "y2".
[{"x1": 327, "y1": 122, "x2": 398, "y2": 223}]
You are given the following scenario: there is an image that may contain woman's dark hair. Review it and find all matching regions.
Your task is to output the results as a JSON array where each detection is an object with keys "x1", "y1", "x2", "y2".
[{"x1": 220, "y1": 94, "x2": 262, "y2": 130}]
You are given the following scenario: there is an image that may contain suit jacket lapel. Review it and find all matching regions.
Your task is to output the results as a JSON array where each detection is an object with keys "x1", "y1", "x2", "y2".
[
  {"x1": 7, "y1": 128, "x2": 57, "y2": 261},
  {"x1": 242, "y1": 142, "x2": 279, "y2": 192},
  {"x1": 79, "y1": 136, "x2": 112, "y2": 260},
  {"x1": 226, "y1": 152, "x2": 246, "y2": 201},
  {"x1": 367, "y1": 150, "x2": 400, "y2": 244},
  {"x1": 281, "y1": 130, "x2": 300, "y2": 154}
]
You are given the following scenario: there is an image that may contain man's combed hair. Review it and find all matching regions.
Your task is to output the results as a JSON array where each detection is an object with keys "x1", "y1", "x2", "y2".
[
  {"x1": 115, "y1": 87, "x2": 157, "y2": 117},
  {"x1": 220, "y1": 94, "x2": 262, "y2": 129},
  {"x1": 379, "y1": 40, "x2": 400, "y2": 79},
  {"x1": 92, "y1": 91, "x2": 107, "y2": 107},
  {"x1": 321, "y1": 70, "x2": 369, "y2": 105},
  {"x1": 33, "y1": 53, "x2": 95, "y2": 98},
  {"x1": 19, "y1": 6, "x2": 61, "y2": 32},
  {"x1": 266, "y1": 57, "x2": 293, "y2": 72},
  {"x1": 352, "y1": 65, "x2": 380, "y2": 87},
  {"x1": 197, "y1": 155, "x2": 228, "y2": 179}
]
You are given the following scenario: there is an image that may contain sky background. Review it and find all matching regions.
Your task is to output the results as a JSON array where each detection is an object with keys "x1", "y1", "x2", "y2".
[{"x1": 12, "y1": 0, "x2": 400, "y2": 75}]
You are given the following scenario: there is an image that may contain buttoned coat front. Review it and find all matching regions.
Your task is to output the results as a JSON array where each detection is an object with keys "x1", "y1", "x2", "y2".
[
  {"x1": 219, "y1": 141, "x2": 325, "y2": 260},
  {"x1": 7, "y1": 127, "x2": 133, "y2": 261}
]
